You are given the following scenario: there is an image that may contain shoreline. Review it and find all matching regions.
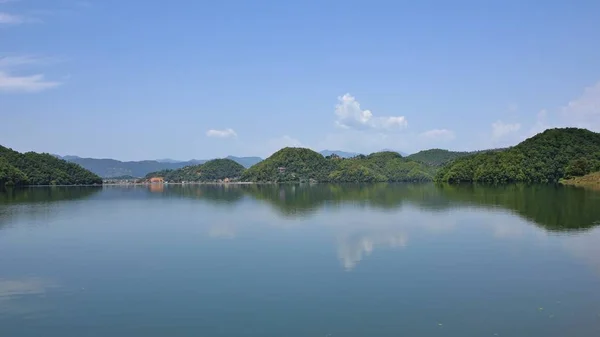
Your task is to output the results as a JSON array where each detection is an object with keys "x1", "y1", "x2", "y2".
[
  {"x1": 7, "y1": 177, "x2": 600, "y2": 188},
  {"x1": 102, "y1": 181, "x2": 257, "y2": 186},
  {"x1": 560, "y1": 172, "x2": 600, "y2": 190}
]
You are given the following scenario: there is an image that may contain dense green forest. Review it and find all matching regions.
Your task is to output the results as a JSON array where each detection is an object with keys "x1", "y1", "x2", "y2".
[
  {"x1": 0, "y1": 156, "x2": 29, "y2": 186},
  {"x1": 406, "y1": 149, "x2": 471, "y2": 166},
  {"x1": 436, "y1": 128, "x2": 600, "y2": 183},
  {"x1": 0, "y1": 146, "x2": 102, "y2": 186},
  {"x1": 241, "y1": 148, "x2": 336, "y2": 182},
  {"x1": 241, "y1": 148, "x2": 436, "y2": 183},
  {"x1": 146, "y1": 158, "x2": 246, "y2": 182},
  {"x1": 328, "y1": 151, "x2": 436, "y2": 182}
]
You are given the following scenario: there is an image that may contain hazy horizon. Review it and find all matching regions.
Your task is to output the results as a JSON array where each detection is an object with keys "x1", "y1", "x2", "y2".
[{"x1": 51, "y1": 149, "x2": 387, "y2": 162}]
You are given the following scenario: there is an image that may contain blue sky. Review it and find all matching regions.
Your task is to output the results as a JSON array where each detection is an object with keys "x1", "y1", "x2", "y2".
[{"x1": 1, "y1": 0, "x2": 600, "y2": 160}]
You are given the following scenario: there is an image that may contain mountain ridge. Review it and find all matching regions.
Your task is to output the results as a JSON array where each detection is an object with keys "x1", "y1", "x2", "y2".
[
  {"x1": 319, "y1": 150, "x2": 362, "y2": 158},
  {"x1": 55, "y1": 155, "x2": 262, "y2": 178},
  {"x1": 436, "y1": 128, "x2": 600, "y2": 183},
  {"x1": 1, "y1": 146, "x2": 102, "y2": 186},
  {"x1": 241, "y1": 148, "x2": 435, "y2": 183},
  {"x1": 145, "y1": 159, "x2": 246, "y2": 182}
]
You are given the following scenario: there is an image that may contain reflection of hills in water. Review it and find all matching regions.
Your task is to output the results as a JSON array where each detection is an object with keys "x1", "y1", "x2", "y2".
[
  {"x1": 160, "y1": 185, "x2": 246, "y2": 204},
  {"x1": 0, "y1": 187, "x2": 102, "y2": 229},
  {"x1": 435, "y1": 184, "x2": 600, "y2": 232},
  {"x1": 3, "y1": 184, "x2": 600, "y2": 271},
  {"x1": 249, "y1": 184, "x2": 600, "y2": 232},
  {"x1": 0, "y1": 186, "x2": 102, "y2": 204},
  {"x1": 159, "y1": 183, "x2": 600, "y2": 232},
  {"x1": 4, "y1": 184, "x2": 596, "y2": 233},
  {"x1": 99, "y1": 185, "x2": 246, "y2": 204}
]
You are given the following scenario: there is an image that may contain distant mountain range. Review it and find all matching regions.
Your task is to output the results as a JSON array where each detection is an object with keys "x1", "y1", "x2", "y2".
[
  {"x1": 156, "y1": 158, "x2": 184, "y2": 163},
  {"x1": 56, "y1": 150, "x2": 410, "y2": 178},
  {"x1": 54, "y1": 155, "x2": 262, "y2": 178},
  {"x1": 319, "y1": 150, "x2": 410, "y2": 158},
  {"x1": 319, "y1": 150, "x2": 361, "y2": 158},
  {"x1": 224, "y1": 156, "x2": 263, "y2": 168},
  {"x1": 380, "y1": 149, "x2": 410, "y2": 157}
]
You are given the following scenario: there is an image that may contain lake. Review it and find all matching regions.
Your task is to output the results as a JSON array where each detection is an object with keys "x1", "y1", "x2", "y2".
[{"x1": 1, "y1": 183, "x2": 600, "y2": 337}]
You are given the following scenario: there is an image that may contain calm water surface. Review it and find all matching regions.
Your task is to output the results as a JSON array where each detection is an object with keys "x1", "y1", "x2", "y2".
[{"x1": 1, "y1": 184, "x2": 600, "y2": 336}]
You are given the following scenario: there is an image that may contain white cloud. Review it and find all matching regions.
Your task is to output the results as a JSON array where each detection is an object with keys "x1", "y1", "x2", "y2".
[
  {"x1": 0, "y1": 55, "x2": 62, "y2": 93},
  {"x1": 0, "y1": 12, "x2": 27, "y2": 24},
  {"x1": 277, "y1": 135, "x2": 302, "y2": 147},
  {"x1": 561, "y1": 81, "x2": 600, "y2": 131},
  {"x1": 334, "y1": 93, "x2": 408, "y2": 130},
  {"x1": 262, "y1": 135, "x2": 304, "y2": 156},
  {"x1": 498, "y1": 81, "x2": 600, "y2": 144},
  {"x1": 0, "y1": 55, "x2": 52, "y2": 68},
  {"x1": 491, "y1": 120, "x2": 521, "y2": 139},
  {"x1": 0, "y1": 71, "x2": 61, "y2": 92},
  {"x1": 206, "y1": 128, "x2": 237, "y2": 138},
  {"x1": 527, "y1": 109, "x2": 552, "y2": 137},
  {"x1": 419, "y1": 129, "x2": 455, "y2": 141}
]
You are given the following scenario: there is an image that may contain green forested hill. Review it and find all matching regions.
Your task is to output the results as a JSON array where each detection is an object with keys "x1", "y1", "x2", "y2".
[
  {"x1": 5, "y1": 127, "x2": 596, "y2": 186},
  {"x1": 241, "y1": 148, "x2": 335, "y2": 182},
  {"x1": 328, "y1": 151, "x2": 436, "y2": 182},
  {"x1": 436, "y1": 128, "x2": 600, "y2": 183},
  {"x1": 0, "y1": 156, "x2": 28, "y2": 186},
  {"x1": 0, "y1": 146, "x2": 103, "y2": 186},
  {"x1": 241, "y1": 148, "x2": 436, "y2": 183},
  {"x1": 406, "y1": 149, "x2": 471, "y2": 166},
  {"x1": 146, "y1": 158, "x2": 246, "y2": 182}
]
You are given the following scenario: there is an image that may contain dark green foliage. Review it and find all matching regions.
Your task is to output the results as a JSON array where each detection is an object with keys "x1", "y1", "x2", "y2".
[
  {"x1": 0, "y1": 157, "x2": 28, "y2": 186},
  {"x1": 0, "y1": 145, "x2": 102, "y2": 186},
  {"x1": 328, "y1": 160, "x2": 387, "y2": 183},
  {"x1": 436, "y1": 128, "x2": 600, "y2": 183},
  {"x1": 328, "y1": 152, "x2": 435, "y2": 182},
  {"x1": 565, "y1": 158, "x2": 592, "y2": 177},
  {"x1": 366, "y1": 151, "x2": 403, "y2": 164},
  {"x1": 407, "y1": 149, "x2": 471, "y2": 166},
  {"x1": 146, "y1": 159, "x2": 245, "y2": 182},
  {"x1": 241, "y1": 148, "x2": 436, "y2": 183},
  {"x1": 195, "y1": 159, "x2": 246, "y2": 181},
  {"x1": 241, "y1": 148, "x2": 335, "y2": 183}
]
